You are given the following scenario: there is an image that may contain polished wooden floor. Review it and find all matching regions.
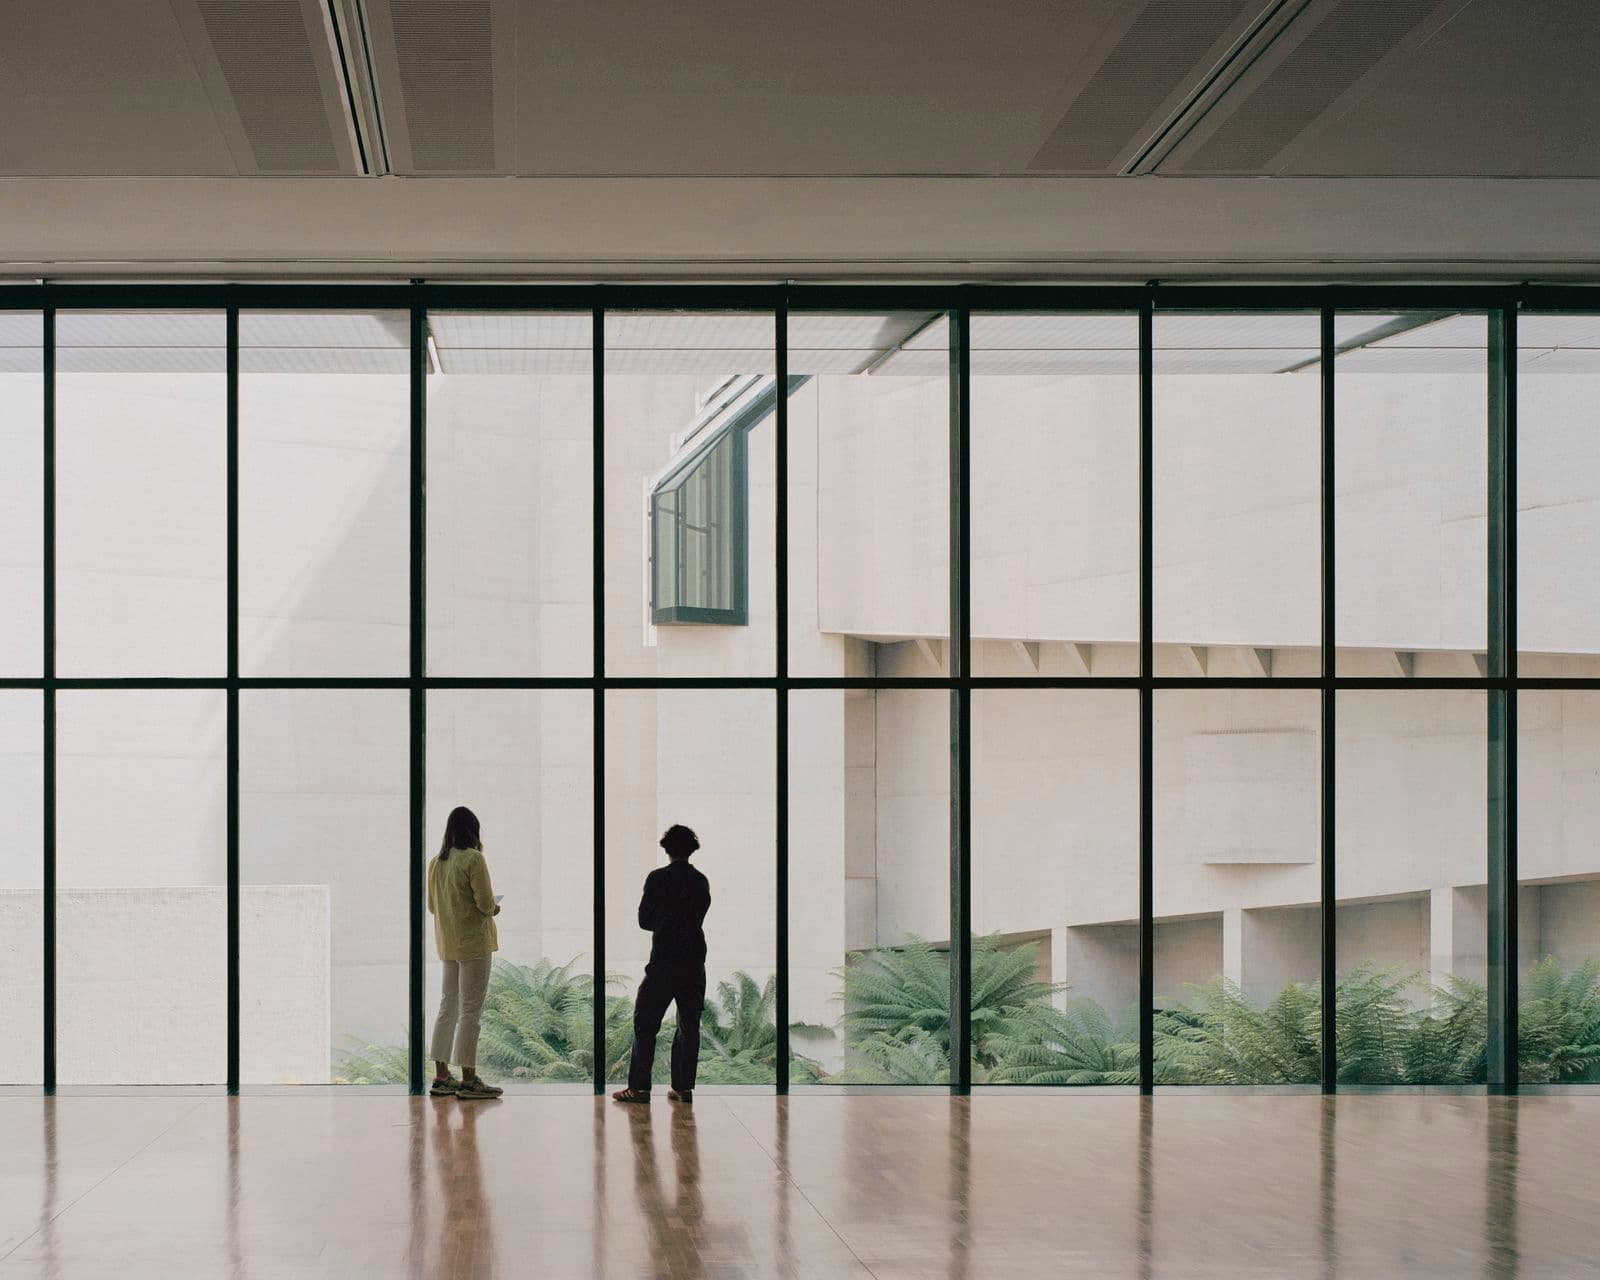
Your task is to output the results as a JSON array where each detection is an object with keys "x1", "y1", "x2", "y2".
[{"x1": 0, "y1": 1092, "x2": 1594, "y2": 1278}]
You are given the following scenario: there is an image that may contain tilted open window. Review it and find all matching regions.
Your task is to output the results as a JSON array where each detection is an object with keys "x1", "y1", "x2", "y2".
[{"x1": 649, "y1": 374, "x2": 807, "y2": 626}]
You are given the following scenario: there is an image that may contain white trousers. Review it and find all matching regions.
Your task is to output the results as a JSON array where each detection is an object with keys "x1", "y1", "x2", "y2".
[{"x1": 428, "y1": 955, "x2": 492, "y2": 1067}]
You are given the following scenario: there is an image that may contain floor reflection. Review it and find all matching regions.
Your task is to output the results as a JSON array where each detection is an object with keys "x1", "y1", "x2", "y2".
[
  {"x1": 625, "y1": 1103, "x2": 709, "y2": 1278},
  {"x1": 0, "y1": 1093, "x2": 1563, "y2": 1279},
  {"x1": 946, "y1": 1098, "x2": 970, "y2": 1280},
  {"x1": 426, "y1": 1098, "x2": 497, "y2": 1279},
  {"x1": 1486, "y1": 1098, "x2": 1519, "y2": 1279}
]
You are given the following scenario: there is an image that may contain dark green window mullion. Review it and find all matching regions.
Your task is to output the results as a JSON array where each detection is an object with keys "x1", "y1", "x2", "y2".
[
  {"x1": 592, "y1": 305, "x2": 607, "y2": 1096},
  {"x1": 408, "y1": 304, "x2": 428, "y2": 1095},
  {"x1": 1138, "y1": 298, "x2": 1154, "y2": 1094},
  {"x1": 1487, "y1": 308, "x2": 1519, "y2": 1094},
  {"x1": 1320, "y1": 307, "x2": 1337, "y2": 1094},
  {"x1": 949, "y1": 307, "x2": 972, "y2": 1094},
  {"x1": 733, "y1": 429, "x2": 749, "y2": 621},
  {"x1": 226, "y1": 304, "x2": 240, "y2": 1094},
  {"x1": 774, "y1": 302, "x2": 790, "y2": 1094},
  {"x1": 41, "y1": 306, "x2": 56, "y2": 1094}
]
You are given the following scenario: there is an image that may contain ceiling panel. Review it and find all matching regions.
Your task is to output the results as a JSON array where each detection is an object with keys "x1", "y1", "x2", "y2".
[
  {"x1": 1168, "y1": 0, "x2": 1447, "y2": 175},
  {"x1": 1163, "y1": 0, "x2": 1600, "y2": 178},
  {"x1": 507, "y1": 0, "x2": 1126, "y2": 174},
  {"x1": 0, "y1": 0, "x2": 241, "y2": 175},
  {"x1": 1029, "y1": 0, "x2": 1269, "y2": 172},
  {"x1": 182, "y1": 0, "x2": 352, "y2": 173},
  {"x1": 363, "y1": 0, "x2": 515, "y2": 174}
]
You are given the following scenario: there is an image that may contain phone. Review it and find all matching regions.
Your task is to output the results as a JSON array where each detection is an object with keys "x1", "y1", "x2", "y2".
[{"x1": 494, "y1": 894, "x2": 504, "y2": 906}]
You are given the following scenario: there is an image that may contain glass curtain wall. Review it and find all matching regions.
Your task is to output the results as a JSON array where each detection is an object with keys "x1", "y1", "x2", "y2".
[{"x1": 0, "y1": 286, "x2": 1572, "y2": 1091}]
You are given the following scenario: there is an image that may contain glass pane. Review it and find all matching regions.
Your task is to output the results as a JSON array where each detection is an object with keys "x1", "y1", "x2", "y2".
[
  {"x1": 1155, "y1": 689, "x2": 1322, "y2": 1084},
  {"x1": 0, "y1": 692, "x2": 42, "y2": 1084},
  {"x1": 426, "y1": 312, "x2": 592, "y2": 675},
  {"x1": 1336, "y1": 691, "x2": 1486, "y2": 1083},
  {"x1": 1336, "y1": 312, "x2": 1486, "y2": 676},
  {"x1": 973, "y1": 690, "x2": 1138, "y2": 1084},
  {"x1": 426, "y1": 690, "x2": 593, "y2": 1086},
  {"x1": 1516, "y1": 691, "x2": 1600, "y2": 1083},
  {"x1": 970, "y1": 314, "x2": 1138, "y2": 677},
  {"x1": 606, "y1": 313, "x2": 773, "y2": 674},
  {"x1": 58, "y1": 691, "x2": 226, "y2": 1084},
  {"x1": 240, "y1": 311, "x2": 409, "y2": 676},
  {"x1": 791, "y1": 688, "x2": 950, "y2": 1083},
  {"x1": 1154, "y1": 313, "x2": 1320, "y2": 678},
  {"x1": 57, "y1": 312, "x2": 226, "y2": 676},
  {"x1": 0, "y1": 312, "x2": 42, "y2": 676},
  {"x1": 787, "y1": 312, "x2": 950, "y2": 678},
  {"x1": 241, "y1": 690, "x2": 408, "y2": 1085},
  {"x1": 605, "y1": 690, "x2": 775, "y2": 1086},
  {"x1": 1518, "y1": 315, "x2": 1600, "y2": 673}
]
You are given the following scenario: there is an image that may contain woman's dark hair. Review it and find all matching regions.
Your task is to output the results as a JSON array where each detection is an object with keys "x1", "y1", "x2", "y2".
[
  {"x1": 659, "y1": 824, "x2": 700, "y2": 859},
  {"x1": 439, "y1": 806, "x2": 481, "y2": 862}
]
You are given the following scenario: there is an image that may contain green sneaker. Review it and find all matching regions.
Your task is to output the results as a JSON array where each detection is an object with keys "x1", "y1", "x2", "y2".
[
  {"x1": 457, "y1": 1075, "x2": 503, "y2": 1100},
  {"x1": 428, "y1": 1076, "x2": 459, "y2": 1097}
]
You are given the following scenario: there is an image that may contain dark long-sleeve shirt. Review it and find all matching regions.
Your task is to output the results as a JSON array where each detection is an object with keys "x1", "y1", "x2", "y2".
[{"x1": 637, "y1": 860, "x2": 711, "y2": 969}]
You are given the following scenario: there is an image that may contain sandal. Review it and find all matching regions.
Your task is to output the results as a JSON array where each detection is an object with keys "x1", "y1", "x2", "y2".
[{"x1": 611, "y1": 1087, "x2": 651, "y2": 1104}]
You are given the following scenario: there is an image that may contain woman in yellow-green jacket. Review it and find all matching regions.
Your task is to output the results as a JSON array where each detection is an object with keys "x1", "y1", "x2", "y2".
[{"x1": 426, "y1": 806, "x2": 503, "y2": 1100}]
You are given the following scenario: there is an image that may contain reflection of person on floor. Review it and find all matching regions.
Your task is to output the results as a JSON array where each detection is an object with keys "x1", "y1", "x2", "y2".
[
  {"x1": 613, "y1": 825, "x2": 711, "y2": 1104},
  {"x1": 431, "y1": 1096, "x2": 496, "y2": 1275},
  {"x1": 625, "y1": 1102, "x2": 705, "y2": 1275}
]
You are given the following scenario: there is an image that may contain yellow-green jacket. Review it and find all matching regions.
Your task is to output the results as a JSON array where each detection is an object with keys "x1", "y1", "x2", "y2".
[{"x1": 427, "y1": 845, "x2": 500, "y2": 962}]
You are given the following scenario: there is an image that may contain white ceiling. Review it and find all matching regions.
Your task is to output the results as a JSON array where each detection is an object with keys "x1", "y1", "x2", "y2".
[{"x1": 0, "y1": 0, "x2": 1596, "y2": 278}]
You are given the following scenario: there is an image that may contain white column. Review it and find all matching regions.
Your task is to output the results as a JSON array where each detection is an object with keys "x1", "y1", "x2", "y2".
[
  {"x1": 1430, "y1": 886, "x2": 1457, "y2": 993},
  {"x1": 1051, "y1": 926, "x2": 1070, "y2": 1012},
  {"x1": 1222, "y1": 907, "x2": 1245, "y2": 990}
]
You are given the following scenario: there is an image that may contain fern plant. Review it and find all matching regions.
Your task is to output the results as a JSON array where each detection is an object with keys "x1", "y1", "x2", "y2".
[
  {"x1": 694, "y1": 972, "x2": 823, "y2": 1084},
  {"x1": 836, "y1": 933, "x2": 1056, "y2": 1083},
  {"x1": 984, "y1": 997, "x2": 1140, "y2": 1085},
  {"x1": 333, "y1": 1038, "x2": 410, "y2": 1085},
  {"x1": 1519, "y1": 957, "x2": 1600, "y2": 1082}
]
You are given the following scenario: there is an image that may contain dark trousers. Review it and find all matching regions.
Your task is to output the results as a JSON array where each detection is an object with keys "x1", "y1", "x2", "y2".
[{"x1": 627, "y1": 963, "x2": 706, "y2": 1092}]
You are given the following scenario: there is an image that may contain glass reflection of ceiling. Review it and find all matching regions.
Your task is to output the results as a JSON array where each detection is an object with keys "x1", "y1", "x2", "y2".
[
  {"x1": 57, "y1": 311, "x2": 226, "y2": 374},
  {"x1": 1155, "y1": 313, "x2": 1318, "y2": 376},
  {"x1": 34, "y1": 305, "x2": 1600, "y2": 378},
  {"x1": 1518, "y1": 315, "x2": 1600, "y2": 373},
  {"x1": 52, "y1": 311, "x2": 414, "y2": 374},
  {"x1": 0, "y1": 311, "x2": 43, "y2": 373}
]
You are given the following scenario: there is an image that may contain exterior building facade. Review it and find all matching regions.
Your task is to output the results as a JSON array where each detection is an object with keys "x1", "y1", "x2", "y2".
[{"x1": 1, "y1": 299, "x2": 1596, "y2": 1085}]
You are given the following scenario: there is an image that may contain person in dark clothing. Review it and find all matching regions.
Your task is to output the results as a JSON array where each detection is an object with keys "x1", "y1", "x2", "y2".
[{"x1": 613, "y1": 824, "x2": 711, "y2": 1104}]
